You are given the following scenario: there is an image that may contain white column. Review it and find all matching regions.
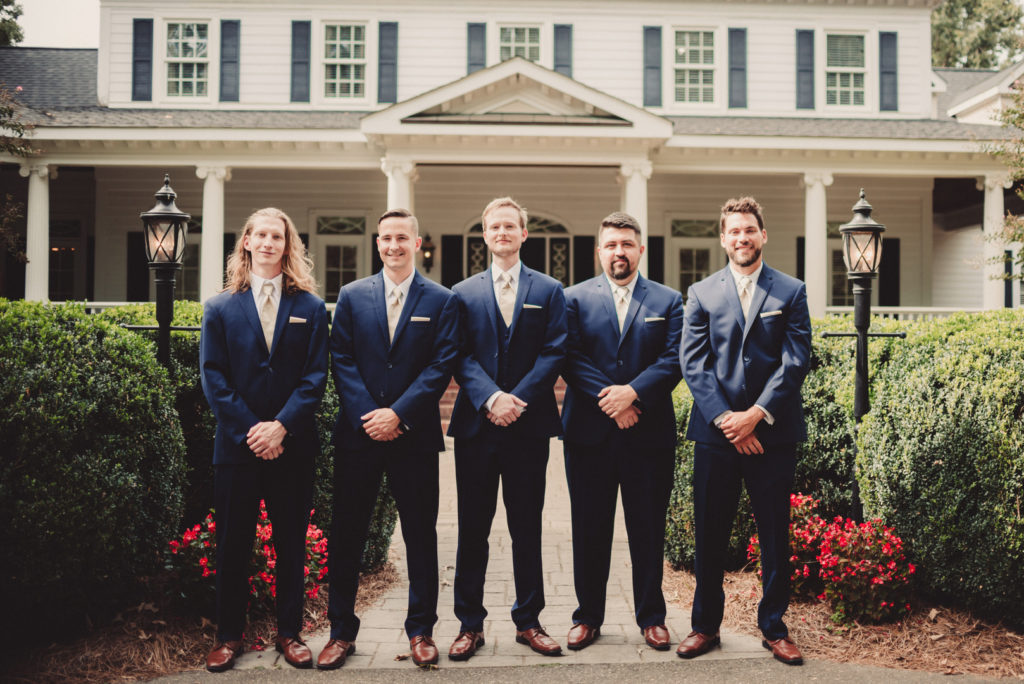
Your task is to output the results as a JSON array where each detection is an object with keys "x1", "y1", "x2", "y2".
[
  {"x1": 196, "y1": 166, "x2": 231, "y2": 302},
  {"x1": 381, "y1": 157, "x2": 418, "y2": 213},
  {"x1": 19, "y1": 163, "x2": 54, "y2": 302},
  {"x1": 980, "y1": 173, "x2": 1011, "y2": 310},
  {"x1": 619, "y1": 160, "x2": 653, "y2": 276},
  {"x1": 802, "y1": 172, "x2": 833, "y2": 319}
]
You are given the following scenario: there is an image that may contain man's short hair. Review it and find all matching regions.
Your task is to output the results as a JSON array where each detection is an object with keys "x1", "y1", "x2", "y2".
[
  {"x1": 719, "y1": 197, "x2": 765, "y2": 233},
  {"x1": 379, "y1": 208, "x2": 419, "y2": 235},
  {"x1": 599, "y1": 211, "x2": 642, "y2": 239},
  {"x1": 482, "y1": 197, "x2": 528, "y2": 230}
]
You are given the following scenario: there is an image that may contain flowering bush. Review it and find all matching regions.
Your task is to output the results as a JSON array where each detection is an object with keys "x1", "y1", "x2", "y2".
[
  {"x1": 167, "y1": 500, "x2": 329, "y2": 615},
  {"x1": 817, "y1": 516, "x2": 915, "y2": 624},
  {"x1": 748, "y1": 493, "x2": 915, "y2": 624}
]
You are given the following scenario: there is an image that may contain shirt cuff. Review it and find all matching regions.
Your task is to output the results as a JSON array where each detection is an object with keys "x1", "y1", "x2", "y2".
[
  {"x1": 484, "y1": 391, "x2": 502, "y2": 412},
  {"x1": 713, "y1": 410, "x2": 732, "y2": 427},
  {"x1": 754, "y1": 404, "x2": 775, "y2": 425}
]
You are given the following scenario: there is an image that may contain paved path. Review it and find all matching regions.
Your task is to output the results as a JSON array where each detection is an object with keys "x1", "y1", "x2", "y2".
[{"x1": 233, "y1": 437, "x2": 766, "y2": 672}]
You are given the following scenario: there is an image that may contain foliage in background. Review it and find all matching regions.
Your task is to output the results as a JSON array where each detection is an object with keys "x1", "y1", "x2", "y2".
[
  {"x1": 747, "y1": 493, "x2": 829, "y2": 599},
  {"x1": 0, "y1": 0, "x2": 22, "y2": 47},
  {"x1": 98, "y1": 302, "x2": 397, "y2": 571},
  {"x1": 931, "y1": 0, "x2": 1024, "y2": 69},
  {"x1": 0, "y1": 300, "x2": 186, "y2": 641},
  {"x1": 989, "y1": 82, "x2": 1024, "y2": 283},
  {"x1": 1, "y1": 83, "x2": 34, "y2": 261}
]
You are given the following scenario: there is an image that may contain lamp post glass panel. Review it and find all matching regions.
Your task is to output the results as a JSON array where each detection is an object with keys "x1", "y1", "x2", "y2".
[{"x1": 140, "y1": 175, "x2": 190, "y2": 368}]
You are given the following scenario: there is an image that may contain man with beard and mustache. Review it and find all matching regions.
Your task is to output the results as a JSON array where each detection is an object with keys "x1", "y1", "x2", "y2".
[
  {"x1": 320, "y1": 209, "x2": 458, "y2": 670},
  {"x1": 678, "y1": 196, "x2": 811, "y2": 666},
  {"x1": 559, "y1": 211, "x2": 683, "y2": 653}
]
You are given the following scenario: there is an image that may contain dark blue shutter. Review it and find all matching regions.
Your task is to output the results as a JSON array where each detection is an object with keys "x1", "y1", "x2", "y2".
[
  {"x1": 291, "y1": 21, "x2": 311, "y2": 102},
  {"x1": 131, "y1": 19, "x2": 153, "y2": 101},
  {"x1": 554, "y1": 24, "x2": 573, "y2": 77},
  {"x1": 378, "y1": 22, "x2": 398, "y2": 103},
  {"x1": 879, "y1": 32, "x2": 898, "y2": 111},
  {"x1": 643, "y1": 26, "x2": 661, "y2": 107},
  {"x1": 728, "y1": 28, "x2": 747, "y2": 108},
  {"x1": 796, "y1": 29, "x2": 814, "y2": 109},
  {"x1": 220, "y1": 20, "x2": 240, "y2": 102},
  {"x1": 467, "y1": 23, "x2": 486, "y2": 73}
]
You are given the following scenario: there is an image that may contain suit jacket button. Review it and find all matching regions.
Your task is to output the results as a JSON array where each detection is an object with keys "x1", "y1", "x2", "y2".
[
  {"x1": 617, "y1": 360, "x2": 624, "y2": 367},
  {"x1": 387, "y1": 362, "x2": 393, "y2": 369},
  {"x1": 744, "y1": 357, "x2": 750, "y2": 364},
  {"x1": 379, "y1": 391, "x2": 385, "y2": 398}
]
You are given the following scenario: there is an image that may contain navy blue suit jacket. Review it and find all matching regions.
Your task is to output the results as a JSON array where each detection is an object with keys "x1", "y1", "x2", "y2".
[
  {"x1": 562, "y1": 275, "x2": 683, "y2": 449},
  {"x1": 681, "y1": 264, "x2": 812, "y2": 448},
  {"x1": 200, "y1": 287, "x2": 329, "y2": 466},
  {"x1": 330, "y1": 271, "x2": 458, "y2": 453},
  {"x1": 447, "y1": 265, "x2": 567, "y2": 441}
]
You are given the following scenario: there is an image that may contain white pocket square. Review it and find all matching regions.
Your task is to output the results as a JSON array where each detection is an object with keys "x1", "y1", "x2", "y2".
[
  {"x1": 760, "y1": 310, "x2": 783, "y2": 318},
  {"x1": 288, "y1": 316, "x2": 307, "y2": 323},
  {"x1": 410, "y1": 316, "x2": 431, "y2": 322},
  {"x1": 522, "y1": 303, "x2": 543, "y2": 309},
  {"x1": 644, "y1": 316, "x2": 665, "y2": 322}
]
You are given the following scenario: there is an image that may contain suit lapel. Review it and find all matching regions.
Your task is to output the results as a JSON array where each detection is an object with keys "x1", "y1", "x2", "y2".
[
  {"x1": 269, "y1": 291, "x2": 295, "y2": 357},
  {"x1": 742, "y1": 266, "x2": 773, "y2": 340},
  {"x1": 238, "y1": 289, "x2": 267, "y2": 354},
  {"x1": 595, "y1": 278, "x2": 619, "y2": 339},
  {"x1": 718, "y1": 268, "x2": 745, "y2": 330},
  {"x1": 389, "y1": 272, "x2": 424, "y2": 348},
  {"x1": 371, "y1": 273, "x2": 390, "y2": 348},
  {"x1": 618, "y1": 276, "x2": 647, "y2": 350},
  {"x1": 508, "y1": 265, "x2": 533, "y2": 338}
]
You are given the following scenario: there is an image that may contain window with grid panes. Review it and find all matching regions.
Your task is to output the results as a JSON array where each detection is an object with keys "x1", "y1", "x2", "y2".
[
  {"x1": 166, "y1": 22, "x2": 209, "y2": 96},
  {"x1": 500, "y1": 26, "x2": 540, "y2": 62},
  {"x1": 324, "y1": 24, "x2": 366, "y2": 98},
  {"x1": 826, "y1": 34, "x2": 865, "y2": 106},
  {"x1": 674, "y1": 30, "x2": 714, "y2": 103}
]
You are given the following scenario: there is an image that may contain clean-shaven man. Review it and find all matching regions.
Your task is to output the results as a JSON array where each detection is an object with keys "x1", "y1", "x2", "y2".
[
  {"x1": 560, "y1": 211, "x2": 683, "y2": 652},
  {"x1": 200, "y1": 208, "x2": 329, "y2": 672},
  {"x1": 679, "y1": 196, "x2": 811, "y2": 666},
  {"x1": 446, "y1": 197, "x2": 567, "y2": 661}
]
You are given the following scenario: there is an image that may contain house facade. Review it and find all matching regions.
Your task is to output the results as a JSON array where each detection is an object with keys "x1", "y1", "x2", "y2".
[{"x1": 1, "y1": 0, "x2": 1020, "y2": 316}]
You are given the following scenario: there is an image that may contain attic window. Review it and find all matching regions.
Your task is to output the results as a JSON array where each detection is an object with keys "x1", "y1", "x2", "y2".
[{"x1": 500, "y1": 26, "x2": 540, "y2": 62}]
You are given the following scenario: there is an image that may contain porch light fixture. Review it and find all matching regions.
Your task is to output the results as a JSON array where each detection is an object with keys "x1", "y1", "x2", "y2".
[
  {"x1": 421, "y1": 233, "x2": 436, "y2": 272},
  {"x1": 140, "y1": 174, "x2": 190, "y2": 368},
  {"x1": 839, "y1": 189, "x2": 885, "y2": 276}
]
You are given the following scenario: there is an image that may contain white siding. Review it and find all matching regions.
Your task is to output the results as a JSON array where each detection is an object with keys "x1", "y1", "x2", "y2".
[{"x1": 931, "y1": 225, "x2": 985, "y2": 309}]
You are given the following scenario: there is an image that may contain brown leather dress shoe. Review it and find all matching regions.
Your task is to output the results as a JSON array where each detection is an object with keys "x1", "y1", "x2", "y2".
[
  {"x1": 205, "y1": 640, "x2": 243, "y2": 672},
  {"x1": 316, "y1": 639, "x2": 355, "y2": 670},
  {"x1": 448, "y1": 630, "x2": 485, "y2": 661},
  {"x1": 643, "y1": 624, "x2": 671, "y2": 651},
  {"x1": 675, "y1": 630, "x2": 720, "y2": 659},
  {"x1": 410, "y1": 635, "x2": 439, "y2": 666},
  {"x1": 275, "y1": 635, "x2": 312, "y2": 669},
  {"x1": 763, "y1": 636, "x2": 803, "y2": 665},
  {"x1": 567, "y1": 623, "x2": 600, "y2": 650},
  {"x1": 515, "y1": 627, "x2": 563, "y2": 656}
]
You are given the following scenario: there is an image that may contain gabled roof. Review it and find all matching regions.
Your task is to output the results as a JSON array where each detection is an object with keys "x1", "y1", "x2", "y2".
[
  {"x1": 940, "y1": 61, "x2": 1024, "y2": 118},
  {"x1": 362, "y1": 57, "x2": 672, "y2": 140}
]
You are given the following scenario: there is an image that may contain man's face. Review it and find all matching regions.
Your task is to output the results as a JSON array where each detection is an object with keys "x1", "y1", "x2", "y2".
[
  {"x1": 598, "y1": 226, "x2": 644, "y2": 283},
  {"x1": 377, "y1": 216, "x2": 420, "y2": 273},
  {"x1": 243, "y1": 215, "x2": 287, "y2": 273},
  {"x1": 482, "y1": 206, "x2": 527, "y2": 259},
  {"x1": 721, "y1": 212, "x2": 767, "y2": 269}
]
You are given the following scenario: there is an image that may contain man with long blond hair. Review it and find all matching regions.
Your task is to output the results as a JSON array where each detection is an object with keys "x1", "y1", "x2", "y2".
[{"x1": 200, "y1": 207, "x2": 329, "y2": 672}]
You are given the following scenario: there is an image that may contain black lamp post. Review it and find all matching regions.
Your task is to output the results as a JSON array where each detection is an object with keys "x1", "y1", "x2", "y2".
[
  {"x1": 822, "y1": 189, "x2": 905, "y2": 522},
  {"x1": 140, "y1": 174, "x2": 190, "y2": 369},
  {"x1": 421, "y1": 234, "x2": 436, "y2": 272}
]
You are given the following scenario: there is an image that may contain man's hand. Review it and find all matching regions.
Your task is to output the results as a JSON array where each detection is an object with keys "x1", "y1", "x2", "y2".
[
  {"x1": 487, "y1": 392, "x2": 527, "y2": 427},
  {"x1": 614, "y1": 405, "x2": 642, "y2": 430},
  {"x1": 598, "y1": 384, "x2": 639, "y2": 419},
  {"x1": 720, "y1": 407, "x2": 765, "y2": 444},
  {"x1": 732, "y1": 433, "x2": 764, "y2": 455},
  {"x1": 247, "y1": 420, "x2": 287, "y2": 459},
  {"x1": 361, "y1": 408, "x2": 402, "y2": 441}
]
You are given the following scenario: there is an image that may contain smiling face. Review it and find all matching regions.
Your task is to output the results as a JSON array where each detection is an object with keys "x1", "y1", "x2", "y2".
[
  {"x1": 482, "y1": 205, "x2": 528, "y2": 261},
  {"x1": 376, "y1": 215, "x2": 420, "y2": 281},
  {"x1": 242, "y1": 215, "x2": 287, "y2": 278},
  {"x1": 721, "y1": 212, "x2": 767, "y2": 273},
  {"x1": 598, "y1": 226, "x2": 644, "y2": 284}
]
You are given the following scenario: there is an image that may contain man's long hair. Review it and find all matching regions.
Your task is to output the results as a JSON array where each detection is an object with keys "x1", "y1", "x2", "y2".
[{"x1": 223, "y1": 208, "x2": 318, "y2": 295}]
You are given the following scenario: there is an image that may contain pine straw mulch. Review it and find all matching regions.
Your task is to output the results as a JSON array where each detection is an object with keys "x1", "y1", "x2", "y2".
[
  {"x1": 2, "y1": 562, "x2": 399, "y2": 684},
  {"x1": 663, "y1": 563, "x2": 1024, "y2": 679}
]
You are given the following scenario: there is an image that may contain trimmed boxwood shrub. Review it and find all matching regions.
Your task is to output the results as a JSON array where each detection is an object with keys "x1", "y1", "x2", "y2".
[
  {"x1": 858, "y1": 310, "x2": 1024, "y2": 627},
  {"x1": 0, "y1": 300, "x2": 186, "y2": 639},
  {"x1": 99, "y1": 302, "x2": 397, "y2": 571}
]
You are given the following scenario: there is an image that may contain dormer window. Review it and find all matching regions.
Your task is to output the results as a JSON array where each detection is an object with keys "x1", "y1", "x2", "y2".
[{"x1": 166, "y1": 22, "x2": 209, "y2": 97}]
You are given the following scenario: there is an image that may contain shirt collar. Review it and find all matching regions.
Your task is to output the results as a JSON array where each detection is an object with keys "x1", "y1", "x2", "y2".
[
  {"x1": 605, "y1": 271, "x2": 639, "y2": 297},
  {"x1": 491, "y1": 260, "x2": 522, "y2": 286},
  {"x1": 383, "y1": 270, "x2": 416, "y2": 300},
  {"x1": 250, "y1": 272, "x2": 283, "y2": 298},
  {"x1": 729, "y1": 262, "x2": 763, "y2": 290}
]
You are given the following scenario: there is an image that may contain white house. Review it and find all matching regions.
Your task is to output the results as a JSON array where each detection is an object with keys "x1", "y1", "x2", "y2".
[{"x1": 1, "y1": 0, "x2": 1020, "y2": 315}]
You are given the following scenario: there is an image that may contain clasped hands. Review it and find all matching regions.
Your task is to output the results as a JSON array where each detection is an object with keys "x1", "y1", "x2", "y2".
[
  {"x1": 487, "y1": 392, "x2": 527, "y2": 427},
  {"x1": 598, "y1": 384, "x2": 641, "y2": 430},
  {"x1": 720, "y1": 407, "x2": 766, "y2": 455},
  {"x1": 362, "y1": 408, "x2": 403, "y2": 441},
  {"x1": 247, "y1": 420, "x2": 286, "y2": 460}
]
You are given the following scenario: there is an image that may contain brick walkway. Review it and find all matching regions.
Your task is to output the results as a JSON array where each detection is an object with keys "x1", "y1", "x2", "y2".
[{"x1": 235, "y1": 438, "x2": 766, "y2": 671}]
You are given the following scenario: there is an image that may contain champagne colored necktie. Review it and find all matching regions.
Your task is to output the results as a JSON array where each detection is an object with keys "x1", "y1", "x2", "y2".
[
  {"x1": 260, "y1": 281, "x2": 276, "y2": 352},
  {"x1": 615, "y1": 286, "x2": 629, "y2": 332},
  {"x1": 498, "y1": 273, "x2": 515, "y2": 327},
  {"x1": 739, "y1": 276, "x2": 752, "y2": 320},
  {"x1": 387, "y1": 289, "x2": 404, "y2": 342}
]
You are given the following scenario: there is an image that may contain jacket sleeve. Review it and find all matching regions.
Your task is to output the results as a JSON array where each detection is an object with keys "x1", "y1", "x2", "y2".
[
  {"x1": 629, "y1": 290, "x2": 684, "y2": 406},
  {"x1": 509, "y1": 282, "x2": 568, "y2": 405},
  {"x1": 562, "y1": 291, "x2": 615, "y2": 397},
  {"x1": 274, "y1": 298, "x2": 330, "y2": 433},
  {"x1": 452, "y1": 290, "x2": 503, "y2": 411},
  {"x1": 200, "y1": 301, "x2": 260, "y2": 446},
  {"x1": 391, "y1": 293, "x2": 459, "y2": 430},
  {"x1": 753, "y1": 283, "x2": 812, "y2": 417},
  {"x1": 680, "y1": 286, "x2": 732, "y2": 427},
  {"x1": 330, "y1": 289, "x2": 382, "y2": 432}
]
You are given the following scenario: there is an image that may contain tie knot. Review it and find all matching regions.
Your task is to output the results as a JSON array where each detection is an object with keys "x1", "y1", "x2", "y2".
[
  {"x1": 739, "y1": 276, "x2": 751, "y2": 293},
  {"x1": 390, "y1": 289, "x2": 403, "y2": 305},
  {"x1": 261, "y1": 281, "x2": 275, "y2": 297},
  {"x1": 617, "y1": 286, "x2": 629, "y2": 301},
  {"x1": 501, "y1": 273, "x2": 513, "y2": 288}
]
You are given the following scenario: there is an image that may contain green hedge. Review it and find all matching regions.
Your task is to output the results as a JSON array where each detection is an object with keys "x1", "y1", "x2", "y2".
[
  {"x1": 99, "y1": 302, "x2": 397, "y2": 572},
  {"x1": 0, "y1": 300, "x2": 186, "y2": 639},
  {"x1": 858, "y1": 310, "x2": 1024, "y2": 626}
]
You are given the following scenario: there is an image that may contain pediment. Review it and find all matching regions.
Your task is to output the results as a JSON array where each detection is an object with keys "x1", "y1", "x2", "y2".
[{"x1": 362, "y1": 57, "x2": 671, "y2": 139}]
